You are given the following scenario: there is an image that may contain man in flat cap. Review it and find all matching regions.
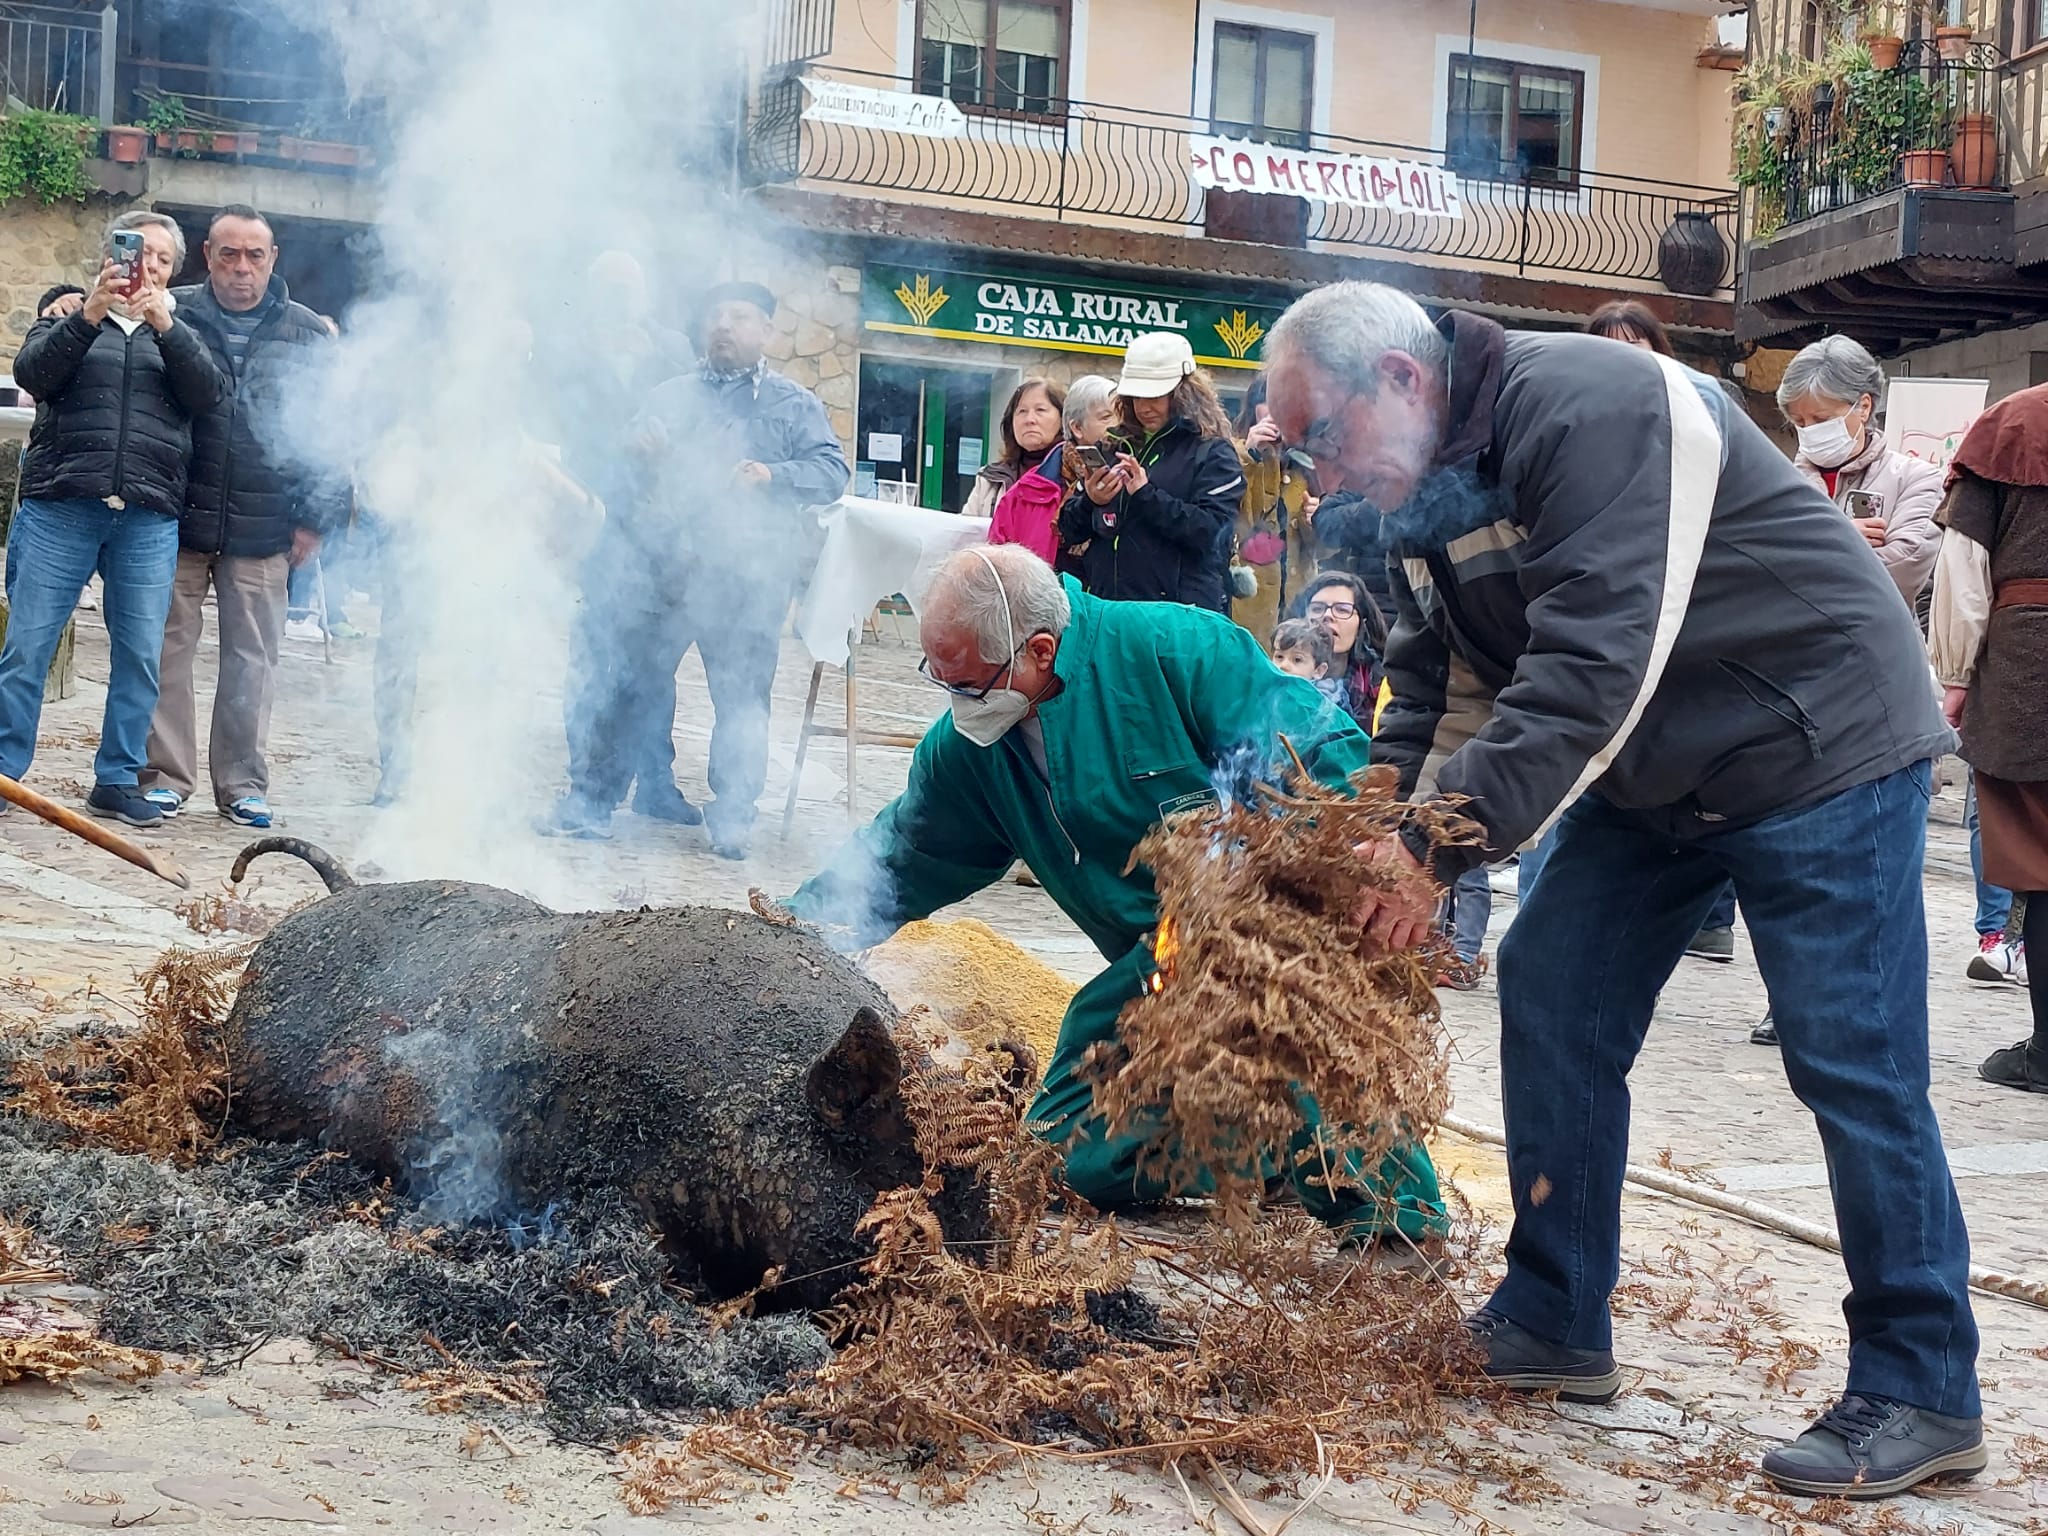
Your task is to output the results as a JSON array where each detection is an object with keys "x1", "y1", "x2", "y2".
[{"x1": 551, "y1": 280, "x2": 847, "y2": 854}]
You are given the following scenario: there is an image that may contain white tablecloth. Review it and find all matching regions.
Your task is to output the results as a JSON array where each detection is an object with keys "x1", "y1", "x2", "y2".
[{"x1": 795, "y1": 496, "x2": 992, "y2": 667}]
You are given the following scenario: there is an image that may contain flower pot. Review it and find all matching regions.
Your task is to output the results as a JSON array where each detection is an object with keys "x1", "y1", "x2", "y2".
[
  {"x1": 1865, "y1": 34, "x2": 1904, "y2": 69},
  {"x1": 278, "y1": 136, "x2": 362, "y2": 167},
  {"x1": 153, "y1": 129, "x2": 205, "y2": 154},
  {"x1": 1935, "y1": 25, "x2": 1974, "y2": 63},
  {"x1": 1657, "y1": 210, "x2": 1727, "y2": 296},
  {"x1": 103, "y1": 126, "x2": 147, "y2": 164},
  {"x1": 1950, "y1": 113, "x2": 1999, "y2": 188},
  {"x1": 205, "y1": 131, "x2": 254, "y2": 155},
  {"x1": 1902, "y1": 147, "x2": 1950, "y2": 186}
]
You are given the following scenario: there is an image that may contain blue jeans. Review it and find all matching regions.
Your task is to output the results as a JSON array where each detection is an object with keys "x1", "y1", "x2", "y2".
[
  {"x1": 1492, "y1": 762, "x2": 1979, "y2": 1417},
  {"x1": 1447, "y1": 865, "x2": 1492, "y2": 963},
  {"x1": 0, "y1": 497, "x2": 179, "y2": 786},
  {"x1": 1964, "y1": 771, "x2": 2014, "y2": 939},
  {"x1": 1522, "y1": 818, "x2": 1736, "y2": 933}
]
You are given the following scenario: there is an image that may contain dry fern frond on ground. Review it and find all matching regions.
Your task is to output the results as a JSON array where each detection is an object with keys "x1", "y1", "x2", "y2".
[
  {"x1": 625, "y1": 1014, "x2": 1481, "y2": 1514},
  {"x1": 8, "y1": 947, "x2": 247, "y2": 1165},
  {"x1": 0, "y1": 1217, "x2": 63, "y2": 1284},
  {"x1": 1083, "y1": 762, "x2": 1477, "y2": 1224},
  {"x1": 0, "y1": 1330, "x2": 164, "y2": 1388}
]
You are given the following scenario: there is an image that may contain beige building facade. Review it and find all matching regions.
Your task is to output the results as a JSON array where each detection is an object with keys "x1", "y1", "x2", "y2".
[{"x1": 748, "y1": 0, "x2": 1742, "y2": 508}]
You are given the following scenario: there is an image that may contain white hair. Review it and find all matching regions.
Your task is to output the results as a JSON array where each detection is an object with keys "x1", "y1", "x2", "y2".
[
  {"x1": 930, "y1": 545, "x2": 1071, "y2": 664},
  {"x1": 1063, "y1": 373, "x2": 1116, "y2": 430},
  {"x1": 1266, "y1": 281, "x2": 1449, "y2": 395},
  {"x1": 1777, "y1": 334, "x2": 1886, "y2": 415},
  {"x1": 105, "y1": 209, "x2": 187, "y2": 271}
]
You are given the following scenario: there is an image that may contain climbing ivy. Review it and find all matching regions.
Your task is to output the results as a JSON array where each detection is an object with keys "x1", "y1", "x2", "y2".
[{"x1": 0, "y1": 110, "x2": 97, "y2": 207}]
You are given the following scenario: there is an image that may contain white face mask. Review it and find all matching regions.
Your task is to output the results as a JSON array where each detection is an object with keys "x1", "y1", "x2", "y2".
[
  {"x1": 945, "y1": 551, "x2": 1043, "y2": 748},
  {"x1": 1796, "y1": 411, "x2": 1861, "y2": 469}
]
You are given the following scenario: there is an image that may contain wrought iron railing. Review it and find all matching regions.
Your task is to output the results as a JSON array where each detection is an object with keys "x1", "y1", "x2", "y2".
[
  {"x1": 749, "y1": 67, "x2": 1740, "y2": 297},
  {"x1": 1766, "y1": 40, "x2": 2006, "y2": 231},
  {"x1": 0, "y1": 2, "x2": 115, "y2": 122},
  {"x1": 760, "y1": 0, "x2": 835, "y2": 77}
]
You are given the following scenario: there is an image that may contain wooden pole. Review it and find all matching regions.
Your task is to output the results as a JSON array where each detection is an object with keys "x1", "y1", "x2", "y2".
[{"x1": 0, "y1": 775, "x2": 191, "y2": 889}]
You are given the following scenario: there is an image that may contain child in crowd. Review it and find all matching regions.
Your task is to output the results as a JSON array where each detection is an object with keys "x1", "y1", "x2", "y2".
[{"x1": 1271, "y1": 618, "x2": 1334, "y2": 686}]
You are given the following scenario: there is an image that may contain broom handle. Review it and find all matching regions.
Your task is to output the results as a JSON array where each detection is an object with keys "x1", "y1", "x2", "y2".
[{"x1": 0, "y1": 774, "x2": 191, "y2": 890}]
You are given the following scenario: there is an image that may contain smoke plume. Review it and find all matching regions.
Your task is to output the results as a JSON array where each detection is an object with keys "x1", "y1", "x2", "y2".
[{"x1": 279, "y1": 0, "x2": 755, "y2": 904}]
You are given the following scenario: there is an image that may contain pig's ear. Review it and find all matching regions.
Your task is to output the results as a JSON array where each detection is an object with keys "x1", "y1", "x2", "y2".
[{"x1": 805, "y1": 1006, "x2": 906, "y2": 1131}]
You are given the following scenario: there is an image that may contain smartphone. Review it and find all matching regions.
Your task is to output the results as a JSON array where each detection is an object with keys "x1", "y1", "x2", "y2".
[
  {"x1": 1076, "y1": 442, "x2": 1118, "y2": 472},
  {"x1": 110, "y1": 229, "x2": 144, "y2": 296},
  {"x1": 1844, "y1": 490, "x2": 1882, "y2": 519}
]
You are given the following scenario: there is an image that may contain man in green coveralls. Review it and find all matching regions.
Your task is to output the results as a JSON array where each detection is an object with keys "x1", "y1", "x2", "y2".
[{"x1": 789, "y1": 544, "x2": 1443, "y2": 1242}]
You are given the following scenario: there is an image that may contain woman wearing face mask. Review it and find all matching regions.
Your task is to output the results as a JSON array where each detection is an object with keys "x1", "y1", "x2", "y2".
[
  {"x1": 969, "y1": 377, "x2": 1068, "y2": 563},
  {"x1": 1058, "y1": 333, "x2": 1244, "y2": 612},
  {"x1": 1778, "y1": 335, "x2": 1944, "y2": 609}
]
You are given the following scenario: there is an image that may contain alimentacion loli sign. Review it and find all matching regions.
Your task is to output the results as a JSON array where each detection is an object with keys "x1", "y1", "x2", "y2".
[{"x1": 863, "y1": 263, "x2": 1288, "y2": 370}]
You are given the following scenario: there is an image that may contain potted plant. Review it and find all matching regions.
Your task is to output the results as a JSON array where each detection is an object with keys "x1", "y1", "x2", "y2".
[
  {"x1": 144, "y1": 95, "x2": 204, "y2": 155},
  {"x1": 278, "y1": 135, "x2": 362, "y2": 168},
  {"x1": 103, "y1": 124, "x2": 148, "y2": 163},
  {"x1": 1930, "y1": 0, "x2": 1974, "y2": 61},
  {"x1": 1733, "y1": 53, "x2": 1799, "y2": 236}
]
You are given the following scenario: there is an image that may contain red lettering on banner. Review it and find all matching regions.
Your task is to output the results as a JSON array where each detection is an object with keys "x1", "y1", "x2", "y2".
[
  {"x1": 1208, "y1": 145, "x2": 1229, "y2": 182},
  {"x1": 1317, "y1": 160, "x2": 1339, "y2": 197},
  {"x1": 1265, "y1": 155, "x2": 1296, "y2": 191},
  {"x1": 1370, "y1": 165, "x2": 1393, "y2": 201},
  {"x1": 1407, "y1": 168, "x2": 1427, "y2": 209},
  {"x1": 1339, "y1": 162, "x2": 1359, "y2": 201},
  {"x1": 1232, "y1": 151, "x2": 1256, "y2": 184}
]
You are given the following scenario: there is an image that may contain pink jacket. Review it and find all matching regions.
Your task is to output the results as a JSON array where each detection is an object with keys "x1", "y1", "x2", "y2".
[
  {"x1": 985, "y1": 449, "x2": 1065, "y2": 565},
  {"x1": 1793, "y1": 435, "x2": 1944, "y2": 606}
]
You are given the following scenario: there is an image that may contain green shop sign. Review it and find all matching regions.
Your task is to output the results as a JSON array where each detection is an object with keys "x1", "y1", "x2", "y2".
[{"x1": 863, "y1": 262, "x2": 1287, "y2": 371}]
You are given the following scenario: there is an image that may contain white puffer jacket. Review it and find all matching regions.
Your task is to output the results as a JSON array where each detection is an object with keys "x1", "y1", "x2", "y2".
[{"x1": 1792, "y1": 431, "x2": 1944, "y2": 606}]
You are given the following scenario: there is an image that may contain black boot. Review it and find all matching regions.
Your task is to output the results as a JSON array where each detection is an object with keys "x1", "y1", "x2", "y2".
[
  {"x1": 1980, "y1": 1037, "x2": 2048, "y2": 1093},
  {"x1": 632, "y1": 781, "x2": 704, "y2": 826},
  {"x1": 1462, "y1": 1308, "x2": 1623, "y2": 1404},
  {"x1": 1760, "y1": 1395, "x2": 1986, "y2": 1499},
  {"x1": 1750, "y1": 1010, "x2": 1778, "y2": 1046}
]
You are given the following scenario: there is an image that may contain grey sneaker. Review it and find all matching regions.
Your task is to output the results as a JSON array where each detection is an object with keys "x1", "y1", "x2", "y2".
[
  {"x1": 1463, "y1": 1307, "x2": 1623, "y2": 1404},
  {"x1": 1760, "y1": 1394, "x2": 1986, "y2": 1499},
  {"x1": 1686, "y1": 925, "x2": 1736, "y2": 962}
]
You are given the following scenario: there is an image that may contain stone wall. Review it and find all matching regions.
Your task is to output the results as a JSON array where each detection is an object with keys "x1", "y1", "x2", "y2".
[{"x1": 0, "y1": 198, "x2": 122, "y2": 360}]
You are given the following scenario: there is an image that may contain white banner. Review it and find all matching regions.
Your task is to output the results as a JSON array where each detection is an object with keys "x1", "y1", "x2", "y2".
[
  {"x1": 1191, "y1": 134, "x2": 1463, "y2": 219},
  {"x1": 802, "y1": 79, "x2": 967, "y2": 138},
  {"x1": 1883, "y1": 376, "x2": 1988, "y2": 470}
]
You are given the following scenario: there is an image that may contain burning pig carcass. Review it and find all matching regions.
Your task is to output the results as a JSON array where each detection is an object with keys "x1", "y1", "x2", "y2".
[{"x1": 221, "y1": 839, "x2": 1002, "y2": 1307}]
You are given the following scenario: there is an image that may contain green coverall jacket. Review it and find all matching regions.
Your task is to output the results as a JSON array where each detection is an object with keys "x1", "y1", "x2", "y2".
[{"x1": 791, "y1": 577, "x2": 1444, "y2": 1240}]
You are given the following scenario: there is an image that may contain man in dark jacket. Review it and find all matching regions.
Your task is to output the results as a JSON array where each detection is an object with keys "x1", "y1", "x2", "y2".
[
  {"x1": 138, "y1": 205, "x2": 342, "y2": 829},
  {"x1": 550, "y1": 280, "x2": 847, "y2": 856},
  {"x1": 1265, "y1": 281, "x2": 1981, "y2": 1500}
]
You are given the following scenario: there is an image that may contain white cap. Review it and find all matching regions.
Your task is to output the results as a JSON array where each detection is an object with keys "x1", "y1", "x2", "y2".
[{"x1": 1116, "y1": 332, "x2": 1196, "y2": 398}]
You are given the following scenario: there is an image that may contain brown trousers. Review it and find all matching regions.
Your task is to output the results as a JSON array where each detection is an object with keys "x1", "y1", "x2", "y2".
[{"x1": 141, "y1": 549, "x2": 287, "y2": 807}]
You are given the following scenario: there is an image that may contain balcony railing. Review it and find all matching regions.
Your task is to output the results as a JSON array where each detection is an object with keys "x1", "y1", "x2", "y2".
[
  {"x1": 1755, "y1": 40, "x2": 2005, "y2": 233},
  {"x1": 749, "y1": 66, "x2": 1740, "y2": 298},
  {"x1": 1, "y1": 2, "x2": 115, "y2": 122}
]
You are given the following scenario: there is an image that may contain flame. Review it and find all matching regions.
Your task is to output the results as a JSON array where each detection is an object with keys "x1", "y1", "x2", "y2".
[{"x1": 1148, "y1": 916, "x2": 1180, "y2": 994}]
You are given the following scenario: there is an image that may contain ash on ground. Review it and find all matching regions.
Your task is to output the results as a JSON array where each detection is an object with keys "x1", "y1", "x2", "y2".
[{"x1": 0, "y1": 1113, "x2": 828, "y2": 1443}]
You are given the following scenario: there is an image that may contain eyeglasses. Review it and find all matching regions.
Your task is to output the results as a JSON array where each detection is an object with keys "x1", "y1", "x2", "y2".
[
  {"x1": 918, "y1": 636, "x2": 1043, "y2": 699},
  {"x1": 1305, "y1": 600, "x2": 1357, "y2": 620}
]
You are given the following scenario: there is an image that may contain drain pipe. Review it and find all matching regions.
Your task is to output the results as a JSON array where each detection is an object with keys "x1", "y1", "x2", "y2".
[{"x1": 1440, "y1": 1114, "x2": 2048, "y2": 1312}]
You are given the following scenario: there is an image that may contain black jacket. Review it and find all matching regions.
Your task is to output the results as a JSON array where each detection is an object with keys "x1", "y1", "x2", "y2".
[
  {"x1": 1311, "y1": 490, "x2": 1395, "y2": 617},
  {"x1": 1058, "y1": 420, "x2": 1243, "y2": 611},
  {"x1": 12, "y1": 303, "x2": 226, "y2": 519},
  {"x1": 174, "y1": 276, "x2": 345, "y2": 558},
  {"x1": 1375, "y1": 312, "x2": 1952, "y2": 881}
]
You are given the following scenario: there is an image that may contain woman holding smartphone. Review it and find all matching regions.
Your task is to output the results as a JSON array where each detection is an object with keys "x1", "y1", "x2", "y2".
[
  {"x1": 0, "y1": 211, "x2": 225, "y2": 827},
  {"x1": 1057, "y1": 333, "x2": 1243, "y2": 611}
]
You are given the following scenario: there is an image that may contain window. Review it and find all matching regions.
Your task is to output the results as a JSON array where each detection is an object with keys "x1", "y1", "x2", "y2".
[
  {"x1": 2027, "y1": 0, "x2": 2048, "y2": 51},
  {"x1": 917, "y1": 0, "x2": 1068, "y2": 115},
  {"x1": 1210, "y1": 22, "x2": 1314, "y2": 147},
  {"x1": 1446, "y1": 54, "x2": 1585, "y2": 186}
]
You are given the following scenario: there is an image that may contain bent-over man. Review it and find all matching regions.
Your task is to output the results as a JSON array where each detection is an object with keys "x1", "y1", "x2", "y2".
[
  {"x1": 1263, "y1": 281, "x2": 1978, "y2": 1499},
  {"x1": 788, "y1": 544, "x2": 1444, "y2": 1243}
]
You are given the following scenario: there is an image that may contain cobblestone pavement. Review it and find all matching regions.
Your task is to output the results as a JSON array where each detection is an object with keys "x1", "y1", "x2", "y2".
[{"x1": 1, "y1": 604, "x2": 2043, "y2": 1534}]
